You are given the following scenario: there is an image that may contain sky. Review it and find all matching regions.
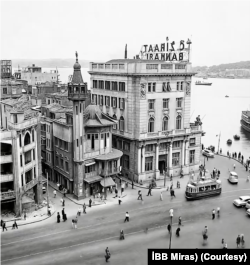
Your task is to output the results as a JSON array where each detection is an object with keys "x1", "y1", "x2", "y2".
[{"x1": 1, "y1": 0, "x2": 250, "y2": 66}]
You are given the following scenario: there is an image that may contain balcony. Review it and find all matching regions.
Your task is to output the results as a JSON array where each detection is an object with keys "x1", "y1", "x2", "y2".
[
  {"x1": 8, "y1": 116, "x2": 39, "y2": 131},
  {"x1": 0, "y1": 174, "x2": 14, "y2": 183},
  {"x1": 85, "y1": 171, "x2": 96, "y2": 178},
  {"x1": 0, "y1": 191, "x2": 15, "y2": 201},
  {"x1": 0, "y1": 154, "x2": 12, "y2": 164},
  {"x1": 20, "y1": 178, "x2": 38, "y2": 195},
  {"x1": 23, "y1": 142, "x2": 36, "y2": 153}
]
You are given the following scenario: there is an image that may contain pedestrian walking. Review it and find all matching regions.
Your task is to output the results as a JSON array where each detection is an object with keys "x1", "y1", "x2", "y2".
[
  {"x1": 167, "y1": 224, "x2": 171, "y2": 234},
  {"x1": 74, "y1": 216, "x2": 78, "y2": 229},
  {"x1": 246, "y1": 165, "x2": 248, "y2": 171},
  {"x1": 160, "y1": 192, "x2": 163, "y2": 201},
  {"x1": 221, "y1": 238, "x2": 225, "y2": 248},
  {"x1": 137, "y1": 190, "x2": 143, "y2": 200},
  {"x1": 212, "y1": 209, "x2": 215, "y2": 219},
  {"x1": 176, "y1": 227, "x2": 180, "y2": 237},
  {"x1": 57, "y1": 212, "x2": 60, "y2": 223},
  {"x1": 63, "y1": 188, "x2": 66, "y2": 197},
  {"x1": 132, "y1": 181, "x2": 134, "y2": 189},
  {"x1": 242, "y1": 155, "x2": 244, "y2": 163},
  {"x1": 177, "y1": 181, "x2": 180, "y2": 189},
  {"x1": 89, "y1": 198, "x2": 92, "y2": 207},
  {"x1": 217, "y1": 207, "x2": 220, "y2": 217},
  {"x1": 72, "y1": 219, "x2": 75, "y2": 228},
  {"x1": 124, "y1": 212, "x2": 129, "y2": 222},
  {"x1": 62, "y1": 209, "x2": 67, "y2": 222},
  {"x1": 118, "y1": 197, "x2": 122, "y2": 205},
  {"x1": 62, "y1": 198, "x2": 65, "y2": 207},
  {"x1": 238, "y1": 152, "x2": 241, "y2": 160},
  {"x1": 236, "y1": 235, "x2": 241, "y2": 248},
  {"x1": 218, "y1": 170, "x2": 220, "y2": 178},
  {"x1": 24, "y1": 210, "x2": 26, "y2": 220},
  {"x1": 220, "y1": 148, "x2": 222, "y2": 154},
  {"x1": 171, "y1": 189, "x2": 176, "y2": 198},
  {"x1": 12, "y1": 221, "x2": 18, "y2": 229},
  {"x1": 105, "y1": 249, "x2": 111, "y2": 262},
  {"x1": 2, "y1": 221, "x2": 7, "y2": 232},
  {"x1": 170, "y1": 174, "x2": 173, "y2": 181},
  {"x1": 178, "y1": 216, "x2": 182, "y2": 226},
  {"x1": 83, "y1": 203, "x2": 87, "y2": 214},
  {"x1": 53, "y1": 190, "x2": 57, "y2": 198},
  {"x1": 202, "y1": 227, "x2": 208, "y2": 241},
  {"x1": 227, "y1": 151, "x2": 229, "y2": 156},
  {"x1": 207, "y1": 155, "x2": 208, "y2": 161},
  {"x1": 60, "y1": 197, "x2": 64, "y2": 206},
  {"x1": 77, "y1": 207, "x2": 81, "y2": 216},
  {"x1": 241, "y1": 234, "x2": 245, "y2": 248},
  {"x1": 233, "y1": 164, "x2": 236, "y2": 170},
  {"x1": 120, "y1": 229, "x2": 125, "y2": 240},
  {"x1": 115, "y1": 188, "x2": 118, "y2": 198},
  {"x1": 147, "y1": 187, "x2": 152, "y2": 196}
]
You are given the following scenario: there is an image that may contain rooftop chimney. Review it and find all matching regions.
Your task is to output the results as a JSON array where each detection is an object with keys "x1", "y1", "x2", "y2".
[{"x1": 125, "y1": 44, "x2": 127, "y2": 59}]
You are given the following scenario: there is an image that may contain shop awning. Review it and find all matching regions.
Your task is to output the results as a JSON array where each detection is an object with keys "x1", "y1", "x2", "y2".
[
  {"x1": 84, "y1": 175, "x2": 103, "y2": 184},
  {"x1": 0, "y1": 139, "x2": 12, "y2": 145},
  {"x1": 85, "y1": 161, "x2": 96, "y2": 166},
  {"x1": 100, "y1": 177, "x2": 115, "y2": 187}
]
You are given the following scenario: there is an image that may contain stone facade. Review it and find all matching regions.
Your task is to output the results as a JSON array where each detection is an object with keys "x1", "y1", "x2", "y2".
[{"x1": 89, "y1": 59, "x2": 203, "y2": 183}]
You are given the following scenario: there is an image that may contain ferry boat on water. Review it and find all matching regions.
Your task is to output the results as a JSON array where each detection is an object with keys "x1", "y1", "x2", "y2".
[
  {"x1": 185, "y1": 171, "x2": 222, "y2": 200},
  {"x1": 195, "y1": 80, "x2": 212, "y2": 86},
  {"x1": 241, "y1": 111, "x2": 250, "y2": 133},
  {"x1": 240, "y1": 110, "x2": 250, "y2": 132}
]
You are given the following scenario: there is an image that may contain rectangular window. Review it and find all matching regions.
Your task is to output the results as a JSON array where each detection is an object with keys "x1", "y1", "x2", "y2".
[
  {"x1": 161, "y1": 64, "x2": 172, "y2": 69},
  {"x1": 148, "y1": 99, "x2": 154, "y2": 110},
  {"x1": 172, "y1": 152, "x2": 180, "y2": 166},
  {"x1": 173, "y1": 141, "x2": 181, "y2": 148},
  {"x1": 77, "y1": 139, "x2": 79, "y2": 147},
  {"x1": 123, "y1": 142, "x2": 130, "y2": 151},
  {"x1": 87, "y1": 134, "x2": 91, "y2": 140},
  {"x1": 101, "y1": 133, "x2": 104, "y2": 139},
  {"x1": 112, "y1": 64, "x2": 118, "y2": 69},
  {"x1": 189, "y1": 150, "x2": 195, "y2": 164},
  {"x1": 105, "y1": 64, "x2": 110, "y2": 69},
  {"x1": 190, "y1": 138, "x2": 196, "y2": 146},
  {"x1": 177, "y1": 82, "x2": 179, "y2": 91},
  {"x1": 56, "y1": 156, "x2": 59, "y2": 166},
  {"x1": 111, "y1": 81, "x2": 118, "y2": 91},
  {"x1": 34, "y1": 167, "x2": 36, "y2": 178},
  {"x1": 180, "y1": 82, "x2": 183, "y2": 91},
  {"x1": 95, "y1": 134, "x2": 99, "y2": 139},
  {"x1": 20, "y1": 155, "x2": 22, "y2": 167},
  {"x1": 175, "y1": 64, "x2": 186, "y2": 69},
  {"x1": 152, "y1": 83, "x2": 156, "y2": 92},
  {"x1": 119, "y1": 98, "x2": 125, "y2": 110},
  {"x1": 146, "y1": 64, "x2": 158, "y2": 70},
  {"x1": 98, "y1": 64, "x2": 104, "y2": 69},
  {"x1": 148, "y1": 83, "x2": 151, "y2": 92},
  {"x1": 59, "y1": 139, "x2": 62, "y2": 148},
  {"x1": 145, "y1": 156, "x2": 153, "y2": 171},
  {"x1": 124, "y1": 155, "x2": 130, "y2": 169},
  {"x1": 104, "y1": 133, "x2": 107, "y2": 148},
  {"x1": 65, "y1": 161, "x2": 69, "y2": 172},
  {"x1": 177, "y1": 98, "x2": 182, "y2": 108},
  {"x1": 55, "y1": 137, "x2": 58, "y2": 146},
  {"x1": 64, "y1": 142, "x2": 69, "y2": 151},
  {"x1": 21, "y1": 174, "x2": 24, "y2": 186},
  {"x1": 105, "y1": 96, "x2": 110, "y2": 106},
  {"x1": 32, "y1": 130, "x2": 34, "y2": 141},
  {"x1": 60, "y1": 159, "x2": 64, "y2": 169},
  {"x1": 91, "y1": 134, "x2": 95, "y2": 149},
  {"x1": 93, "y1": 80, "x2": 98, "y2": 88},
  {"x1": 76, "y1": 105, "x2": 78, "y2": 114},
  {"x1": 33, "y1": 149, "x2": 35, "y2": 160},
  {"x1": 167, "y1": 82, "x2": 171, "y2": 91},
  {"x1": 99, "y1": 80, "x2": 104, "y2": 89},
  {"x1": 119, "y1": 82, "x2": 125, "y2": 92},
  {"x1": 119, "y1": 64, "x2": 125, "y2": 69},
  {"x1": 105, "y1": 81, "x2": 110, "y2": 90},
  {"x1": 159, "y1": 142, "x2": 168, "y2": 150},
  {"x1": 112, "y1": 97, "x2": 117, "y2": 108},
  {"x1": 145, "y1": 144, "x2": 154, "y2": 152},
  {"x1": 163, "y1": 98, "x2": 169, "y2": 109}
]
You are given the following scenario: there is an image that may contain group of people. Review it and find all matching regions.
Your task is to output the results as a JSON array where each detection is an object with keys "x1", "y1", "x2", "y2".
[
  {"x1": 211, "y1": 167, "x2": 220, "y2": 179},
  {"x1": 57, "y1": 209, "x2": 67, "y2": 223},
  {"x1": 167, "y1": 216, "x2": 182, "y2": 237},
  {"x1": 227, "y1": 151, "x2": 245, "y2": 163}
]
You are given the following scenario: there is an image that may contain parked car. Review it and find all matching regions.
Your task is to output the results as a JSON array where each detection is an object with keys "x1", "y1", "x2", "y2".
[
  {"x1": 202, "y1": 149, "x2": 214, "y2": 158},
  {"x1": 207, "y1": 145, "x2": 215, "y2": 152},
  {"x1": 247, "y1": 209, "x2": 250, "y2": 216},
  {"x1": 228, "y1": 171, "x2": 238, "y2": 184},
  {"x1": 245, "y1": 201, "x2": 250, "y2": 209},
  {"x1": 233, "y1": 196, "x2": 250, "y2": 207}
]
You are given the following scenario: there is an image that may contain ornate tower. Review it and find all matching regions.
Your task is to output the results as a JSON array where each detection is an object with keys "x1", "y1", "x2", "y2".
[{"x1": 68, "y1": 52, "x2": 89, "y2": 199}]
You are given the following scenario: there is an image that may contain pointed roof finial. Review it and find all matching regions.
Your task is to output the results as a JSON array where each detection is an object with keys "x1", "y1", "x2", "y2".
[{"x1": 75, "y1": 51, "x2": 78, "y2": 63}]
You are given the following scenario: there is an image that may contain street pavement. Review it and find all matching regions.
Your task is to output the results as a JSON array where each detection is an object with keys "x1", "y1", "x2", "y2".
[{"x1": 1, "y1": 154, "x2": 250, "y2": 264}]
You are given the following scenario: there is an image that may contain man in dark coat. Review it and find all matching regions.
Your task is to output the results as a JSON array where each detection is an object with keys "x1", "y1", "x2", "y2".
[
  {"x1": 89, "y1": 198, "x2": 92, "y2": 207},
  {"x1": 57, "y1": 212, "x2": 60, "y2": 223},
  {"x1": 2, "y1": 221, "x2": 7, "y2": 232},
  {"x1": 83, "y1": 203, "x2": 87, "y2": 214},
  {"x1": 176, "y1": 227, "x2": 180, "y2": 237},
  {"x1": 167, "y1": 224, "x2": 171, "y2": 234}
]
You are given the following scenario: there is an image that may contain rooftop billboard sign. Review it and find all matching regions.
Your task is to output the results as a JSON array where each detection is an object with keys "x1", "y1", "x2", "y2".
[{"x1": 140, "y1": 37, "x2": 191, "y2": 62}]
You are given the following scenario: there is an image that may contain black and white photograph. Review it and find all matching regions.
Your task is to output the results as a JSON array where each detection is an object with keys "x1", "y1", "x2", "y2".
[{"x1": 1, "y1": 0, "x2": 250, "y2": 264}]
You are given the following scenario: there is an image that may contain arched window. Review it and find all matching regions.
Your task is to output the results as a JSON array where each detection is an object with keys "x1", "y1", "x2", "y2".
[
  {"x1": 119, "y1": 116, "x2": 124, "y2": 132},
  {"x1": 176, "y1": 115, "x2": 182, "y2": 129},
  {"x1": 113, "y1": 114, "x2": 117, "y2": 130},
  {"x1": 162, "y1": 116, "x2": 168, "y2": 131},
  {"x1": 148, "y1": 117, "x2": 154, "y2": 132},
  {"x1": 24, "y1": 132, "x2": 31, "y2": 146}
]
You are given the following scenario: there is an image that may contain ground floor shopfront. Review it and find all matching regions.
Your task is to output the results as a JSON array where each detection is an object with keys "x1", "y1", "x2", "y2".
[{"x1": 114, "y1": 133, "x2": 202, "y2": 183}]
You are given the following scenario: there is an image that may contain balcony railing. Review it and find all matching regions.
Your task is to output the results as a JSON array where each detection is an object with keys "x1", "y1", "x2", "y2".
[
  {"x1": 85, "y1": 171, "x2": 96, "y2": 178},
  {"x1": 0, "y1": 191, "x2": 15, "y2": 201},
  {"x1": 0, "y1": 154, "x2": 12, "y2": 164},
  {"x1": 23, "y1": 142, "x2": 36, "y2": 153},
  {"x1": 0, "y1": 174, "x2": 14, "y2": 183}
]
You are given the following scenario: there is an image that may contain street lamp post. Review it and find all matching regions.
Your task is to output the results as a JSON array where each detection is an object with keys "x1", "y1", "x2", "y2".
[
  {"x1": 217, "y1": 132, "x2": 221, "y2": 154},
  {"x1": 164, "y1": 143, "x2": 169, "y2": 187},
  {"x1": 169, "y1": 208, "x2": 174, "y2": 249},
  {"x1": 46, "y1": 172, "x2": 49, "y2": 215}
]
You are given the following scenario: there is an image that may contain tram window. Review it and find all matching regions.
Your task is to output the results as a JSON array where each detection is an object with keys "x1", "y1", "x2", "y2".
[
  {"x1": 199, "y1": 187, "x2": 204, "y2": 192},
  {"x1": 205, "y1": 186, "x2": 211, "y2": 191},
  {"x1": 211, "y1": 185, "x2": 216, "y2": 190}
]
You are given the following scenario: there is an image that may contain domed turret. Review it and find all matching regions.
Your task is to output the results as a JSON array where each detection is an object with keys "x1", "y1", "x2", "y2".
[{"x1": 84, "y1": 102, "x2": 102, "y2": 119}]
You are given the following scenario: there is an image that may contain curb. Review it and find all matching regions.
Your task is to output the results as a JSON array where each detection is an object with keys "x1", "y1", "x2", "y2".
[
  {"x1": 48, "y1": 183, "x2": 106, "y2": 207},
  {"x1": 214, "y1": 153, "x2": 249, "y2": 169},
  {"x1": 5, "y1": 208, "x2": 56, "y2": 229}
]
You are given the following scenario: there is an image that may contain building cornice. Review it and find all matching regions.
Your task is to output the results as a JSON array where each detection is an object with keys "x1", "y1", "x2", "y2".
[{"x1": 88, "y1": 71, "x2": 197, "y2": 77}]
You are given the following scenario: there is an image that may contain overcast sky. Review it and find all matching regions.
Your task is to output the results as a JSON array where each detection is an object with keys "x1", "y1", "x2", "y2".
[{"x1": 1, "y1": 0, "x2": 250, "y2": 66}]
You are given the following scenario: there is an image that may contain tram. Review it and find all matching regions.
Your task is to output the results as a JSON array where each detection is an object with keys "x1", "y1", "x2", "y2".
[{"x1": 185, "y1": 172, "x2": 222, "y2": 200}]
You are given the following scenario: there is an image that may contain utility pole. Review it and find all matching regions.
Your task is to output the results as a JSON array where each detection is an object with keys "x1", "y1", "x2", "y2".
[
  {"x1": 46, "y1": 172, "x2": 49, "y2": 215},
  {"x1": 217, "y1": 132, "x2": 221, "y2": 154},
  {"x1": 164, "y1": 145, "x2": 168, "y2": 187},
  {"x1": 169, "y1": 209, "x2": 174, "y2": 249}
]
